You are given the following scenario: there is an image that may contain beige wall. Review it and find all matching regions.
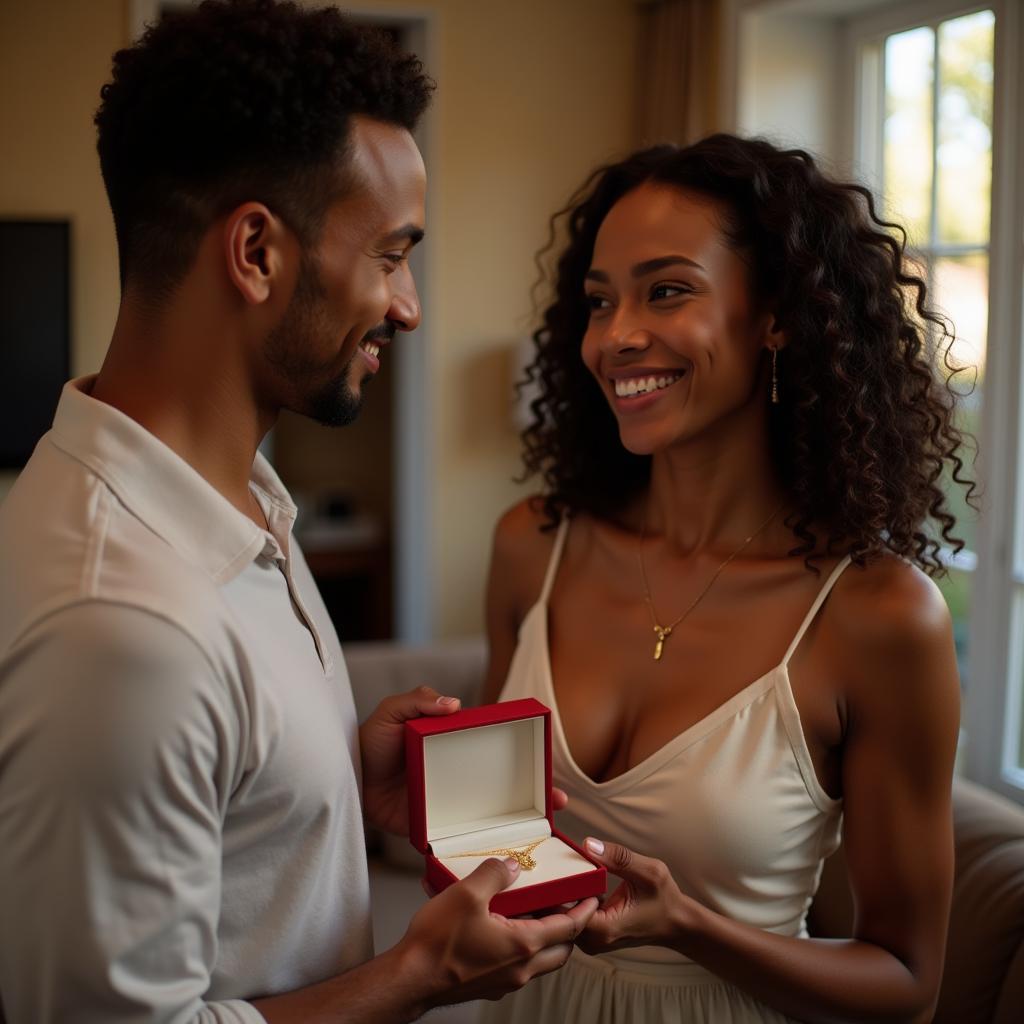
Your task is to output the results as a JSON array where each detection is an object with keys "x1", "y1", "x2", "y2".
[
  {"x1": 0, "y1": 0, "x2": 126, "y2": 501},
  {"x1": 0, "y1": 0, "x2": 637, "y2": 637},
  {"x1": 399, "y1": 0, "x2": 637, "y2": 636}
]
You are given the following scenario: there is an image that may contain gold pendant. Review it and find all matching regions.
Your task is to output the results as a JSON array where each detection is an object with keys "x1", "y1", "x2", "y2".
[
  {"x1": 449, "y1": 837, "x2": 547, "y2": 870},
  {"x1": 653, "y1": 625, "x2": 671, "y2": 661}
]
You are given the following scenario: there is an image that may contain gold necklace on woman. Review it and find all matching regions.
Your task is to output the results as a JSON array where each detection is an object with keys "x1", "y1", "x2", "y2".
[{"x1": 638, "y1": 502, "x2": 784, "y2": 661}]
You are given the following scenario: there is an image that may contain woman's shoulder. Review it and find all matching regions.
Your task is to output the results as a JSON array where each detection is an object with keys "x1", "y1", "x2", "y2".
[
  {"x1": 494, "y1": 495, "x2": 551, "y2": 543},
  {"x1": 830, "y1": 552, "x2": 952, "y2": 646},
  {"x1": 493, "y1": 496, "x2": 559, "y2": 561},
  {"x1": 490, "y1": 497, "x2": 565, "y2": 616},
  {"x1": 826, "y1": 551, "x2": 958, "y2": 710}
]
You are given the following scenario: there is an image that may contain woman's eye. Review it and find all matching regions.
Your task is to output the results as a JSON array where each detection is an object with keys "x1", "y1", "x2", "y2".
[
  {"x1": 650, "y1": 283, "x2": 689, "y2": 301},
  {"x1": 586, "y1": 293, "x2": 610, "y2": 311}
]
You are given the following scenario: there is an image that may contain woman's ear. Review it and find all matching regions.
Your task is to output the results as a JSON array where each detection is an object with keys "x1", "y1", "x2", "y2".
[
  {"x1": 764, "y1": 314, "x2": 788, "y2": 353},
  {"x1": 222, "y1": 202, "x2": 293, "y2": 306}
]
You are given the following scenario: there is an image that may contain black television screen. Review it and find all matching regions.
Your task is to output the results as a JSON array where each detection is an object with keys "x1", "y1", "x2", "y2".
[{"x1": 0, "y1": 220, "x2": 71, "y2": 469}]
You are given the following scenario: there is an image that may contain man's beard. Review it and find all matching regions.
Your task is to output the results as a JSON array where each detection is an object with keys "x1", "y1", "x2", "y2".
[
  {"x1": 264, "y1": 255, "x2": 390, "y2": 428},
  {"x1": 308, "y1": 361, "x2": 363, "y2": 428}
]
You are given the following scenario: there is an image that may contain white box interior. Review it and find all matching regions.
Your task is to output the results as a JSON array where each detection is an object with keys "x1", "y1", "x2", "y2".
[
  {"x1": 422, "y1": 715, "x2": 594, "y2": 890},
  {"x1": 424, "y1": 717, "x2": 546, "y2": 845}
]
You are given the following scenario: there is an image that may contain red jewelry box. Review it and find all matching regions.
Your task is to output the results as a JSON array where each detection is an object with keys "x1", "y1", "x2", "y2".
[{"x1": 405, "y1": 697, "x2": 607, "y2": 916}]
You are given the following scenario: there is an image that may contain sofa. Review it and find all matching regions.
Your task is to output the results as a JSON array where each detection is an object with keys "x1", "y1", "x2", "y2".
[
  {"x1": 345, "y1": 640, "x2": 1024, "y2": 1024},
  {"x1": 809, "y1": 777, "x2": 1024, "y2": 1023}
]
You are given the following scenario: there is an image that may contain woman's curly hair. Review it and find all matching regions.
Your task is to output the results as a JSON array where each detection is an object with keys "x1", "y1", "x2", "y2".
[
  {"x1": 95, "y1": 0, "x2": 434, "y2": 299},
  {"x1": 522, "y1": 134, "x2": 976, "y2": 575}
]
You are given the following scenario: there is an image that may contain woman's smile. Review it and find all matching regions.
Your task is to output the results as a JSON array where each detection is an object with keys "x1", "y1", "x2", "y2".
[{"x1": 607, "y1": 364, "x2": 690, "y2": 415}]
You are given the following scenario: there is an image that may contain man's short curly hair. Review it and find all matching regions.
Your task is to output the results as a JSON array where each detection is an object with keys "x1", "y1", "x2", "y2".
[
  {"x1": 95, "y1": 0, "x2": 434, "y2": 300},
  {"x1": 522, "y1": 134, "x2": 976, "y2": 576}
]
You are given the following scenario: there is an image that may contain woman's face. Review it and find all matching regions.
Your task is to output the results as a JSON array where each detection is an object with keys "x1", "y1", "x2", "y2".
[{"x1": 581, "y1": 182, "x2": 777, "y2": 456}]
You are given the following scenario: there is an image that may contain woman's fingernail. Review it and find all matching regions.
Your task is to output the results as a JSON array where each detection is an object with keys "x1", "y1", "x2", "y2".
[
  {"x1": 504, "y1": 857, "x2": 521, "y2": 872},
  {"x1": 437, "y1": 695, "x2": 459, "y2": 705},
  {"x1": 585, "y1": 838, "x2": 604, "y2": 856}
]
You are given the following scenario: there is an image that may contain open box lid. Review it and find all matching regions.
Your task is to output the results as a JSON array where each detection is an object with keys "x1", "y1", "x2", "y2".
[{"x1": 405, "y1": 698, "x2": 553, "y2": 855}]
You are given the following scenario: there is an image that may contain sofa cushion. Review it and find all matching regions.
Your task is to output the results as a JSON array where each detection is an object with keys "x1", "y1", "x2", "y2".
[
  {"x1": 810, "y1": 778, "x2": 1024, "y2": 1024},
  {"x1": 936, "y1": 779, "x2": 1024, "y2": 1024},
  {"x1": 344, "y1": 637, "x2": 488, "y2": 725}
]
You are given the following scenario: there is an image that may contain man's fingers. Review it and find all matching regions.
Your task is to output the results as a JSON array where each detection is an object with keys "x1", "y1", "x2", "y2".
[
  {"x1": 460, "y1": 856, "x2": 521, "y2": 901},
  {"x1": 552, "y1": 786, "x2": 569, "y2": 811},
  {"x1": 378, "y1": 686, "x2": 461, "y2": 723},
  {"x1": 522, "y1": 942, "x2": 573, "y2": 980},
  {"x1": 565, "y1": 895, "x2": 599, "y2": 932},
  {"x1": 515, "y1": 899, "x2": 595, "y2": 949}
]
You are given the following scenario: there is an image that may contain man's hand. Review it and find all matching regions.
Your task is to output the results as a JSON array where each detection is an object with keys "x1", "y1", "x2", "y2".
[
  {"x1": 396, "y1": 856, "x2": 598, "y2": 1012},
  {"x1": 254, "y1": 856, "x2": 596, "y2": 1023},
  {"x1": 360, "y1": 686, "x2": 461, "y2": 835}
]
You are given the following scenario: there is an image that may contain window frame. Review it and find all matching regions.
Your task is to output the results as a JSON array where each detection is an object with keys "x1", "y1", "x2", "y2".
[{"x1": 846, "y1": 0, "x2": 1024, "y2": 800}]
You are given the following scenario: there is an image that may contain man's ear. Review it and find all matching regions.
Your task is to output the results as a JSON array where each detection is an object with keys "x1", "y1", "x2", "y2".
[{"x1": 223, "y1": 202, "x2": 293, "y2": 305}]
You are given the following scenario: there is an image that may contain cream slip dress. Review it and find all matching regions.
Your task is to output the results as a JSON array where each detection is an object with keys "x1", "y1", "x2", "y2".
[{"x1": 481, "y1": 519, "x2": 849, "y2": 1024}]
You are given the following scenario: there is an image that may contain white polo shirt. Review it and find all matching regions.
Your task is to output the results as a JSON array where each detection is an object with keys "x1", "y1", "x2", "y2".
[{"x1": 0, "y1": 378, "x2": 373, "y2": 1023}]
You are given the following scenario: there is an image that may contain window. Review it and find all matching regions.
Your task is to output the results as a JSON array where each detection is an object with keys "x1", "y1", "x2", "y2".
[
  {"x1": 869, "y1": 10, "x2": 994, "y2": 680},
  {"x1": 851, "y1": 0, "x2": 1024, "y2": 798}
]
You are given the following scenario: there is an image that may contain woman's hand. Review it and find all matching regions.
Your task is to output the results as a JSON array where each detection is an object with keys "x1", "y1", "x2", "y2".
[{"x1": 575, "y1": 837, "x2": 696, "y2": 954}]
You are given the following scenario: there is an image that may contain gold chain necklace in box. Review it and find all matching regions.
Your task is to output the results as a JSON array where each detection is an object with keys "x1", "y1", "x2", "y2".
[{"x1": 448, "y1": 837, "x2": 549, "y2": 871}]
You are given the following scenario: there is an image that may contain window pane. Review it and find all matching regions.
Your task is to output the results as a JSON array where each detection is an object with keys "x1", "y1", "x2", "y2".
[
  {"x1": 884, "y1": 27, "x2": 934, "y2": 246},
  {"x1": 933, "y1": 252, "x2": 988, "y2": 375},
  {"x1": 1014, "y1": 588, "x2": 1024, "y2": 773},
  {"x1": 932, "y1": 253, "x2": 985, "y2": 556},
  {"x1": 937, "y1": 11, "x2": 995, "y2": 245}
]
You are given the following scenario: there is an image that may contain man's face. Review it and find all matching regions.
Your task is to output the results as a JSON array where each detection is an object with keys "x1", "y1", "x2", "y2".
[{"x1": 264, "y1": 116, "x2": 426, "y2": 426}]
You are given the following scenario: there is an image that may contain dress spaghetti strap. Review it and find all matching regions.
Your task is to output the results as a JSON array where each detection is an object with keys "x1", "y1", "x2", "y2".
[
  {"x1": 781, "y1": 555, "x2": 854, "y2": 667},
  {"x1": 538, "y1": 518, "x2": 571, "y2": 605}
]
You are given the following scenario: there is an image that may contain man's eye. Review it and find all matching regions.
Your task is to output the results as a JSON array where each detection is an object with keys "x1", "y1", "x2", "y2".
[{"x1": 383, "y1": 253, "x2": 406, "y2": 266}]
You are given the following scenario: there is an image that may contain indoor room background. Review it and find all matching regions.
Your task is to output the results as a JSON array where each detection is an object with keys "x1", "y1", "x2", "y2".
[{"x1": 2, "y1": 0, "x2": 1023, "y2": 807}]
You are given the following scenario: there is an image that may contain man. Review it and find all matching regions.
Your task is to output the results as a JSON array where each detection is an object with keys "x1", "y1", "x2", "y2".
[{"x1": 0, "y1": 1, "x2": 596, "y2": 1021}]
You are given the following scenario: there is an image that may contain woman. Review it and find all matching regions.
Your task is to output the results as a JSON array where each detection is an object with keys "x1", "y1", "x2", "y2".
[{"x1": 480, "y1": 135, "x2": 971, "y2": 1023}]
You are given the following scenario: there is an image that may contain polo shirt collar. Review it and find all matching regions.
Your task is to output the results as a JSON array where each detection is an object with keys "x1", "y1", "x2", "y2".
[{"x1": 49, "y1": 376, "x2": 297, "y2": 584}]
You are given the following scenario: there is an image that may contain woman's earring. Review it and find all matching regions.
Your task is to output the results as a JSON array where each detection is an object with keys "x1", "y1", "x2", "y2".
[{"x1": 770, "y1": 348, "x2": 779, "y2": 405}]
